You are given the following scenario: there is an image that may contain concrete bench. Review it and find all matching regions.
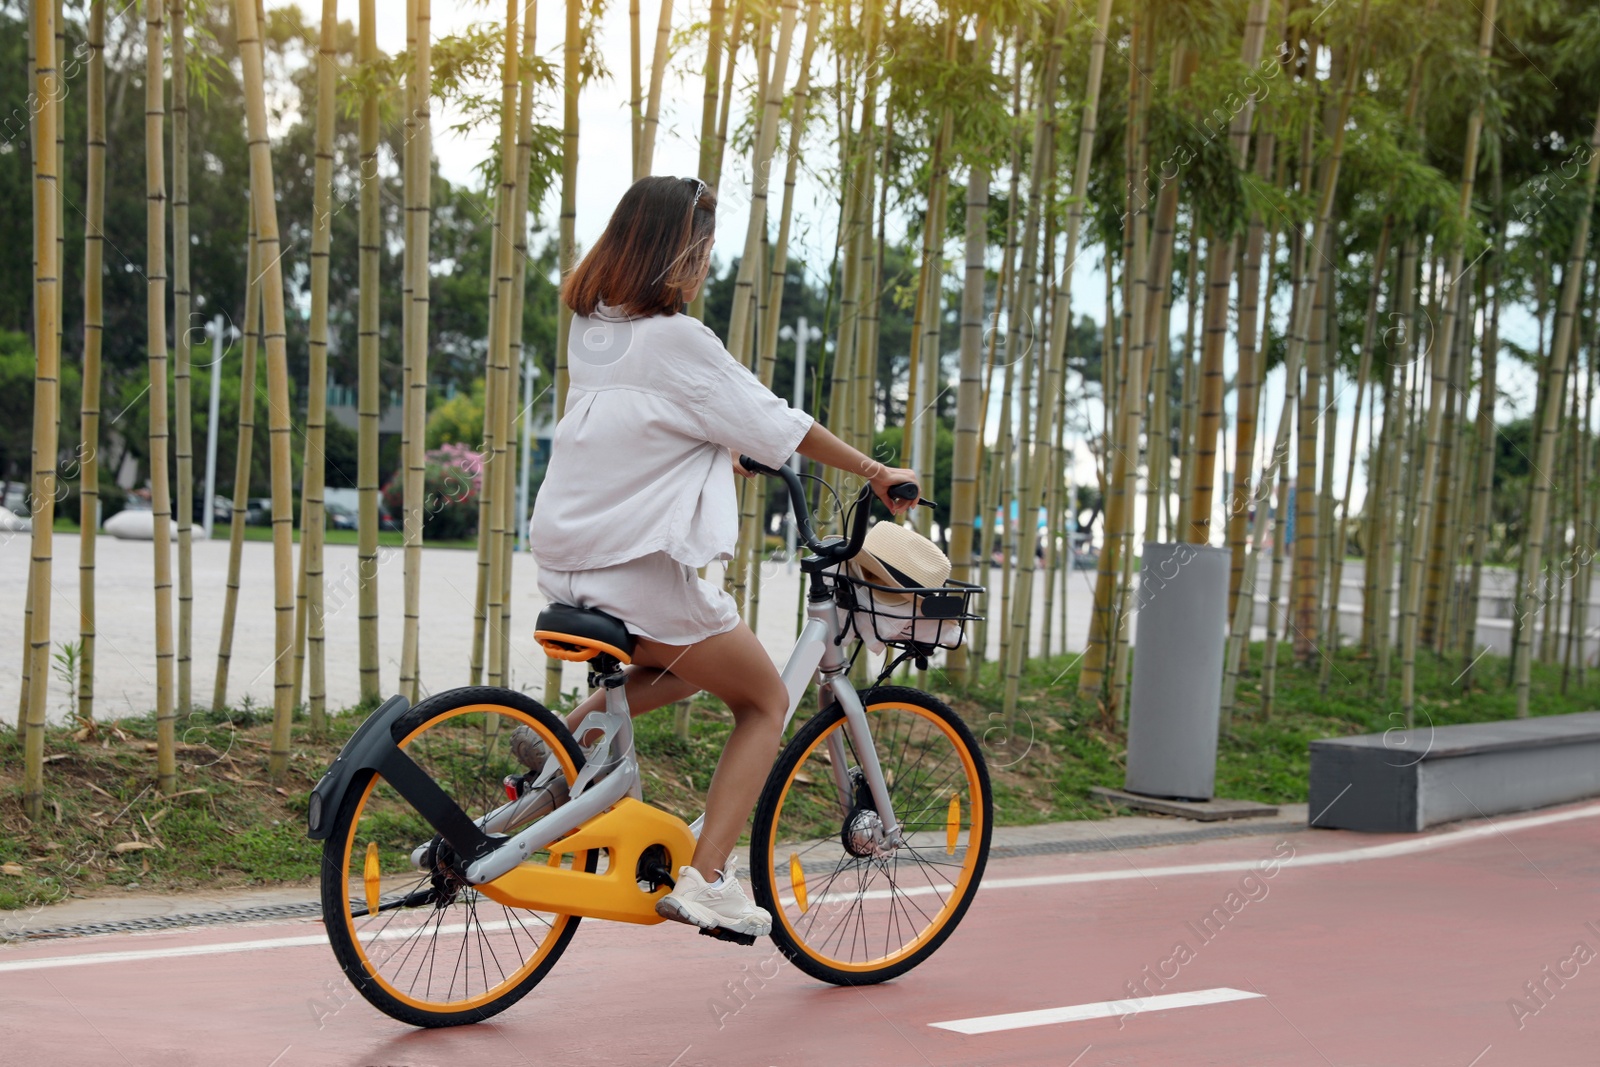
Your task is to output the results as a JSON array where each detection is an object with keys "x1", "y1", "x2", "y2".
[{"x1": 1308, "y1": 711, "x2": 1600, "y2": 832}]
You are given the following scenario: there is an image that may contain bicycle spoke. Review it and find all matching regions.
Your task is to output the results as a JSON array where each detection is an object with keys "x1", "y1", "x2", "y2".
[
  {"x1": 763, "y1": 696, "x2": 988, "y2": 976},
  {"x1": 328, "y1": 701, "x2": 588, "y2": 1018}
]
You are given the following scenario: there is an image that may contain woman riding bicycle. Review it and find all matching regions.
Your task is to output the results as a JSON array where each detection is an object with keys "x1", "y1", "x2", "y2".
[{"x1": 523, "y1": 175, "x2": 917, "y2": 941}]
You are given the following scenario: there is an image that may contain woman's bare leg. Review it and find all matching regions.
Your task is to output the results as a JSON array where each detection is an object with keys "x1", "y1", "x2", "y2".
[
  {"x1": 562, "y1": 665, "x2": 699, "y2": 741},
  {"x1": 630, "y1": 622, "x2": 786, "y2": 877}
]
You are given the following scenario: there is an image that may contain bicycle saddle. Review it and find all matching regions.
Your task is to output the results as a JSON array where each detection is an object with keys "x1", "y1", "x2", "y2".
[{"x1": 534, "y1": 603, "x2": 636, "y2": 664}]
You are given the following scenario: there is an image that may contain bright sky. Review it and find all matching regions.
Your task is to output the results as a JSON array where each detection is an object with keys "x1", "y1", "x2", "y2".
[{"x1": 293, "y1": 0, "x2": 1552, "y2": 529}]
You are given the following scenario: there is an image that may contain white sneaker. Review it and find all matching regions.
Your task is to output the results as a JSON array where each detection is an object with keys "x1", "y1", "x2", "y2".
[{"x1": 655, "y1": 865, "x2": 772, "y2": 938}]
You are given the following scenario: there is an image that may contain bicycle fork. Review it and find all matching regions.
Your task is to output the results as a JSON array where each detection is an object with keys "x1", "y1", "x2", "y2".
[{"x1": 791, "y1": 599, "x2": 903, "y2": 847}]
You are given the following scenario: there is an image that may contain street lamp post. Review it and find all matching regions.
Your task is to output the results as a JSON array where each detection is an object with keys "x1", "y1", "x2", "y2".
[
  {"x1": 202, "y1": 314, "x2": 240, "y2": 539},
  {"x1": 517, "y1": 355, "x2": 538, "y2": 552},
  {"x1": 778, "y1": 316, "x2": 822, "y2": 566}
]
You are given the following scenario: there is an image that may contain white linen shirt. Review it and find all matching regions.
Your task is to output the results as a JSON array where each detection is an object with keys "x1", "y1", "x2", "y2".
[{"x1": 528, "y1": 305, "x2": 814, "y2": 571}]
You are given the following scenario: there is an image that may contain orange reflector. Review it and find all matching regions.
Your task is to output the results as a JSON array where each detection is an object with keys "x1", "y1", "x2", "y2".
[
  {"x1": 790, "y1": 853, "x2": 809, "y2": 914},
  {"x1": 946, "y1": 793, "x2": 961, "y2": 855},
  {"x1": 363, "y1": 841, "x2": 381, "y2": 916}
]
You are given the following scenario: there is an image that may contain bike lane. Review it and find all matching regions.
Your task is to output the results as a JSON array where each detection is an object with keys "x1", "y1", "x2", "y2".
[{"x1": 2, "y1": 800, "x2": 1596, "y2": 1066}]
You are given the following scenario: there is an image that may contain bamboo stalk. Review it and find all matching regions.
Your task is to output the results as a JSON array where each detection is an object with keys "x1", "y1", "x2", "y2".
[
  {"x1": 1460, "y1": 199, "x2": 1500, "y2": 685},
  {"x1": 1258, "y1": 276, "x2": 1309, "y2": 719},
  {"x1": 712, "y1": 0, "x2": 746, "y2": 186},
  {"x1": 949, "y1": 132, "x2": 990, "y2": 685},
  {"x1": 548, "y1": 0, "x2": 580, "y2": 707},
  {"x1": 1318, "y1": 293, "x2": 1374, "y2": 695},
  {"x1": 51, "y1": 0, "x2": 62, "y2": 525},
  {"x1": 1507, "y1": 254, "x2": 1548, "y2": 686},
  {"x1": 1174, "y1": 234, "x2": 1201, "y2": 538},
  {"x1": 485, "y1": 0, "x2": 521, "y2": 693},
  {"x1": 19, "y1": 12, "x2": 38, "y2": 735},
  {"x1": 1289, "y1": 112, "x2": 1321, "y2": 664},
  {"x1": 79, "y1": 0, "x2": 106, "y2": 725},
  {"x1": 1229, "y1": 112, "x2": 1279, "y2": 620},
  {"x1": 402, "y1": 0, "x2": 433, "y2": 705},
  {"x1": 173, "y1": 0, "x2": 194, "y2": 716},
  {"x1": 1562, "y1": 341, "x2": 1587, "y2": 689},
  {"x1": 236, "y1": 0, "x2": 304, "y2": 783},
  {"x1": 146, "y1": 0, "x2": 177, "y2": 793},
  {"x1": 629, "y1": 0, "x2": 641, "y2": 175},
  {"x1": 1515, "y1": 104, "x2": 1600, "y2": 718},
  {"x1": 853, "y1": 58, "x2": 886, "y2": 467},
  {"x1": 729, "y1": 1, "x2": 799, "y2": 615},
  {"x1": 1315, "y1": 275, "x2": 1338, "y2": 655},
  {"x1": 399, "y1": 0, "x2": 420, "y2": 700},
  {"x1": 1428, "y1": 286, "x2": 1470, "y2": 654},
  {"x1": 299, "y1": 0, "x2": 337, "y2": 734},
  {"x1": 1353, "y1": 221, "x2": 1397, "y2": 652},
  {"x1": 905, "y1": 18, "x2": 957, "y2": 545},
  {"x1": 504, "y1": 0, "x2": 539, "y2": 693},
  {"x1": 1403, "y1": 0, "x2": 1498, "y2": 725},
  {"x1": 1105, "y1": 19, "x2": 1151, "y2": 717},
  {"x1": 356, "y1": 0, "x2": 382, "y2": 704},
  {"x1": 638, "y1": 0, "x2": 673, "y2": 175},
  {"x1": 1001, "y1": 5, "x2": 1069, "y2": 716},
  {"x1": 23, "y1": 0, "x2": 60, "y2": 821},
  {"x1": 687, "y1": 0, "x2": 725, "y2": 323},
  {"x1": 970, "y1": 42, "x2": 1025, "y2": 671},
  {"x1": 214, "y1": 226, "x2": 260, "y2": 712}
]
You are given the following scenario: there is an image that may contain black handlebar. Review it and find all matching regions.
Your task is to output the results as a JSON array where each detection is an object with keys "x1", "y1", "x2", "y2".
[{"x1": 738, "y1": 455, "x2": 922, "y2": 569}]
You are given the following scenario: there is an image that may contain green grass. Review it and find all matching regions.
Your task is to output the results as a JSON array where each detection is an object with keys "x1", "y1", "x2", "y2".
[
  {"x1": 0, "y1": 702, "x2": 353, "y2": 913},
  {"x1": 3, "y1": 643, "x2": 1593, "y2": 911}
]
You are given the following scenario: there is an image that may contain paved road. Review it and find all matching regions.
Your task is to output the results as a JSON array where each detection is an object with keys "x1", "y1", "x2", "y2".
[
  {"x1": 2, "y1": 533, "x2": 1087, "y2": 722},
  {"x1": 3, "y1": 800, "x2": 1595, "y2": 1066}
]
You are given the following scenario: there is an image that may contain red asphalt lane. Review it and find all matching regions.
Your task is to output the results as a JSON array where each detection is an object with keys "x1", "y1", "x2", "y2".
[{"x1": 2, "y1": 801, "x2": 1597, "y2": 1067}]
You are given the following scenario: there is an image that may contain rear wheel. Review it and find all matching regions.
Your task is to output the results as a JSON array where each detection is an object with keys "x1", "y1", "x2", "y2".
[
  {"x1": 749, "y1": 686, "x2": 992, "y2": 985},
  {"x1": 320, "y1": 687, "x2": 594, "y2": 1028}
]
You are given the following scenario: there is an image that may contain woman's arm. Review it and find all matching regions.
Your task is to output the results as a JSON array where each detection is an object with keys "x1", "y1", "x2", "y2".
[{"x1": 793, "y1": 422, "x2": 918, "y2": 516}]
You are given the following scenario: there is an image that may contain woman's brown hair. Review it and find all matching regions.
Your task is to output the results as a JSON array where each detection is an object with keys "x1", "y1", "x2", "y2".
[{"x1": 562, "y1": 176, "x2": 717, "y2": 318}]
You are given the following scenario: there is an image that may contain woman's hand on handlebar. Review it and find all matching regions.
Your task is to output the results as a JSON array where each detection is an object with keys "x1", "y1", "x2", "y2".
[
  {"x1": 868, "y1": 464, "x2": 920, "y2": 516},
  {"x1": 731, "y1": 449, "x2": 757, "y2": 478}
]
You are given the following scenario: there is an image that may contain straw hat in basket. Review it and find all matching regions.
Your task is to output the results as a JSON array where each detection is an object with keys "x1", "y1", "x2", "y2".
[{"x1": 851, "y1": 521, "x2": 952, "y2": 603}]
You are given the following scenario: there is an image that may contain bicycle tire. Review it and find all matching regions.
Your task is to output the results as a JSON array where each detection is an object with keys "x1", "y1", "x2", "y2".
[
  {"x1": 749, "y1": 686, "x2": 992, "y2": 985},
  {"x1": 320, "y1": 686, "x2": 594, "y2": 1028}
]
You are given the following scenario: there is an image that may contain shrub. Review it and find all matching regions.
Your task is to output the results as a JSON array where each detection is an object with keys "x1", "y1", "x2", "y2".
[{"x1": 382, "y1": 443, "x2": 483, "y2": 541}]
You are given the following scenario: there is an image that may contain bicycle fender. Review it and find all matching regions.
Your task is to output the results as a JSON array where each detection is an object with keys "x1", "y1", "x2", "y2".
[{"x1": 305, "y1": 695, "x2": 411, "y2": 840}]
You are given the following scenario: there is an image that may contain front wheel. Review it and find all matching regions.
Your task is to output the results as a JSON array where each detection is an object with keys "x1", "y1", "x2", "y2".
[
  {"x1": 319, "y1": 687, "x2": 594, "y2": 1028},
  {"x1": 749, "y1": 686, "x2": 992, "y2": 985}
]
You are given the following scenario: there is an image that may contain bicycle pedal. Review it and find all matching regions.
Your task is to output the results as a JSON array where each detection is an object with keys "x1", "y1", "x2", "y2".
[{"x1": 698, "y1": 926, "x2": 758, "y2": 947}]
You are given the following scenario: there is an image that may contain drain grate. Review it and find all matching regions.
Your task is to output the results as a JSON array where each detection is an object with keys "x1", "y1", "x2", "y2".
[{"x1": 3, "y1": 900, "x2": 323, "y2": 943}]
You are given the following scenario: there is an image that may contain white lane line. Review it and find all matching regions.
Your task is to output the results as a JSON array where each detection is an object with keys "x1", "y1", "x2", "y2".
[
  {"x1": 0, "y1": 917, "x2": 535, "y2": 974},
  {"x1": 797, "y1": 799, "x2": 1600, "y2": 907},
  {"x1": 971, "y1": 798, "x2": 1600, "y2": 893},
  {"x1": 931, "y1": 987, "x2": 1264, "y2": 1033},
  {"x1": 0, "y1": 933, "x2": 330, "y2": 973},
  {"x1": 7, "y1": 800, "x2": 1599, "y2": 973}
]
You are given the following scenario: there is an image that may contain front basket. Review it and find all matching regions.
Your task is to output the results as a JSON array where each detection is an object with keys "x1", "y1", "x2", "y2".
[{"x1": 833, "y1": 571, "x2": 985, "y2": 652}]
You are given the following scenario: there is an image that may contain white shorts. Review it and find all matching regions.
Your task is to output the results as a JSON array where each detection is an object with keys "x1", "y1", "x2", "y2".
[{"x1": 536, "y1": 551, "x2": 741, "y2": 647}]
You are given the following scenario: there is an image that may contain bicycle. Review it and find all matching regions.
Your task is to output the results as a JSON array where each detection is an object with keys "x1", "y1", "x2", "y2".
[{"x1": 307, "y1": 459, "x2": 992, "y2": 1027}]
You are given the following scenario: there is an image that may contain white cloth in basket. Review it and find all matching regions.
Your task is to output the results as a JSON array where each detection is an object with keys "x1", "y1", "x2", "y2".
[{"x1": 842, "y1": 557, "x2": 963, "y2": 653}]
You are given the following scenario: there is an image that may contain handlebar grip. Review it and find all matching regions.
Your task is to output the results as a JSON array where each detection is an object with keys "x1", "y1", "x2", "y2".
[
  {"x1": 738, "y1": 454, "x2": 781, "y2": 476},
  {"x1": 887, "y1": 481, "x2": 936, "y2": 508}
]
